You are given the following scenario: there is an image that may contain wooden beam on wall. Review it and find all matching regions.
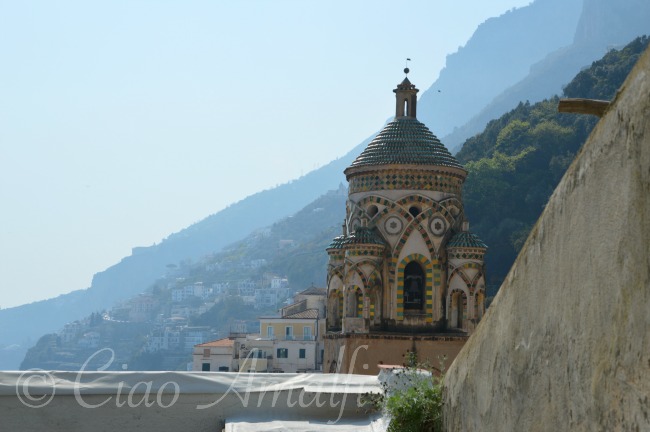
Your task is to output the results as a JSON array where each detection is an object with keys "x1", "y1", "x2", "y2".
[{"x1": 558, "y1": 98, "x2": 610, "y2": 117}]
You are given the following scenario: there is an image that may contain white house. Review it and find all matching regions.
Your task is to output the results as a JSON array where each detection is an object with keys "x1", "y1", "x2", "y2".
[{"x1": 192, "y1": 338, "x2": 235, "y2": 372}]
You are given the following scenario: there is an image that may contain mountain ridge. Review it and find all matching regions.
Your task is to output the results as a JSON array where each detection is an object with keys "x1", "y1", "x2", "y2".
[
  {"x1": 0, "y1": 135, "x2": 371, "y2": 369},
  {"x1": 417, "y1": 0, "x2": 583, "y2": 139},
  {"x1": 2, "y1": 0, "x2": 646, "y2": 369},
  {"x1": 442, "y1": 0, "x2": 650, "y2": 152},
  {"x1": 19, "y1": 35, "x2": 650, "y2": 370}
]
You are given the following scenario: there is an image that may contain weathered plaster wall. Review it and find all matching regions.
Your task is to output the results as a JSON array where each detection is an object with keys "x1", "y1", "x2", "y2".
[
  {"x1": 443, "y1": 47, "x2": 650, "y2": 431},
  {"x1": 325, "y1": 334, "x2": 466, "y2": 375}
]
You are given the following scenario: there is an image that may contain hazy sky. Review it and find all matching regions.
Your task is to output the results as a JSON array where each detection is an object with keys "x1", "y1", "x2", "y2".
[{"x1": 0, "y1": 0, "x2": 532, "y2": 309}]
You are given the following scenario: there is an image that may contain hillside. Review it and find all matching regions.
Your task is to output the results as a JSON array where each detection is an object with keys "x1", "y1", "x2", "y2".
[
  {"x1": 0, "y1": 134, "x2": 370, "y2": 369},
  {"x1": 0, "y1": 1, "x2": 580, "y2": 369},
  {"x1": 21, "y1": 187, "x2": 347, "y2": 370},
  {"x1": 417, "y1": 0, "x2": 583, "y2": 139},
  {"x1": 166, "y1": 185, "x2": 348, "y2": 292},
  {"x1": 459, "y1": 36, "x2": 649, "y2": 294},
  {"x1": 444, "y1": 40, "x2": 650, "y2": 432},
  {"x1": 3, "y1": 0, "x2": 647, "y2": 370},
  {"x1": 443, "y1": 0, "x2": 650, "y2": 152},
  {"x1": 18, "y1": 37, "x2": 650, "y2": 370}
]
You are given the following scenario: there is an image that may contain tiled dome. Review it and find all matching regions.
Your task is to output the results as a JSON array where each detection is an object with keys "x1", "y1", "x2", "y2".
[
  {"x1": 447, "y1": 231, "x2": 488, "y2": 249},
  {"x1": 327, "y1": 235, "x2": 346, "y2": 250},
  {"x1": 347, "y1": 118, "x2": 464, "y2": 170},
  {"x1": 343, "y1": 227, "x2": 386, "y2": 247}
]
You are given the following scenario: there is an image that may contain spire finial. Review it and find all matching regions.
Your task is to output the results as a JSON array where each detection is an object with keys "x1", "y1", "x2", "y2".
[
  {"x1": 404, "y1": 58, "x2": 411, "y2": 75},
  {"x1": 394, "y1": 61, "x2": 418, "y2": 119}
]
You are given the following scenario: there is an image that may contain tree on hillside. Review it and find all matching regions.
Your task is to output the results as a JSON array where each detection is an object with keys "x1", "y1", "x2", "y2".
[{"x1": 457, "y1": 36, "x2": 649, "y2": 294}]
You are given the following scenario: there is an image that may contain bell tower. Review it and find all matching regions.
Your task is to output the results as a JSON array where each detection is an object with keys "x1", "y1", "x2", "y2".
[
  {"x1": 394, "y1": 68, "x2": 418, "y2": 119},
  {"x1": 324, "y1": 68, "x2": 487, "y2": 374}
]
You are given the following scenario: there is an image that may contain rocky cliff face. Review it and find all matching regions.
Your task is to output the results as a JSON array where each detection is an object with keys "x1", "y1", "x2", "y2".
[
  {"x1": 574, "y1": 0, "x2": 649, "y2": 47},
  {"x1": 417, "y1": 0, "x2": 582, "y2": 139},
  {"x1": 443, "y1": 47, "x2": 650, "y2": 431},
  {"x1": 443, "y1": 0, "x2": 650, "y2": 153}
]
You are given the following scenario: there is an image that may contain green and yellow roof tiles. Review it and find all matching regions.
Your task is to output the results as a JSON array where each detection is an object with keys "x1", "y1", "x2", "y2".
[
  {"x1": 327, "y1": 227, "x2": 387, "y2": 252},
  {"x1": 347, "y1": 118, "x2": 464, "y2": 171},
  {"x1": 447, "y1": 231, "x2": 488, "y2": 249},
  {"x1": 327, "y1": 235, "x2": 346, "y2": 250},
  {"x1": 343, "y1": 227, "x2": 387, "y2": 247}
]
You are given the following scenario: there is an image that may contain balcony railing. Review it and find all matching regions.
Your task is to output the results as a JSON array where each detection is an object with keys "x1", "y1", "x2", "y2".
[{"x1": 281, "y1": 334, "x2": 315, "y2": 341}]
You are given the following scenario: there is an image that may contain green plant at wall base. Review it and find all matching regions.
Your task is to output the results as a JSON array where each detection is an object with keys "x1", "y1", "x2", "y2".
[
  {"x1": 360, "y1": 352, "x2": 445, "y2": 432},
  {"x1": 385, "y1": 377, "x2": 443, "y2": 432}
]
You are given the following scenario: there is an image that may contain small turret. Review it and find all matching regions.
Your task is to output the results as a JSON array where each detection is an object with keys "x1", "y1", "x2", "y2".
[{"x1": 393, "y1": 68, "x2": 419, "y2": 119}]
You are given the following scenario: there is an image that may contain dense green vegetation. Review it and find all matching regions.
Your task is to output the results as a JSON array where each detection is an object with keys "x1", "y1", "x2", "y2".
[
  {"x1": 362, "y1": 352, "x2": 445, "y2": 432},
  {"x1": 458, "y1": 36, "x2": 649, "y2": 295},
  {"x1": 563, "y1": 36, "x2": 650, "y2": 100}
]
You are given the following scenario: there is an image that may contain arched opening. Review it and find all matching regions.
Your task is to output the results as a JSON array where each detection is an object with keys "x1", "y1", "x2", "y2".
[
  {"x1": 369, "y1": 292, "x2": 376, "y2": 321},
  {"x1": 367, "y1": 205, "x2": 378, "y2": 218},
  {"x1": 327, "y1": 290, "x2": 342, "y2": 329},
  {"x1": 409, "y1": 206, "x2": 421, "y2": 218},
  {"x1": 404, "y1": 261, "x2": 425, "y2": 310},
  {"x1": 476, "y1": 290, "x2": 485, "y2": 320},
  {"x1": 451, "y1": 292, "x2": 459, "y2": 327},
  {"x1": 346, "y1": 287, "x2": 362, "y2": 318},
  {"x1": 450, "y1": 290, "x2": 467, "y2": 329},
  {"x1": 403, "y1": 99, "x2": 409, "y2": 116},
  {"x1": 356, "y1": 289, "x2": 363, "y2": 318}
]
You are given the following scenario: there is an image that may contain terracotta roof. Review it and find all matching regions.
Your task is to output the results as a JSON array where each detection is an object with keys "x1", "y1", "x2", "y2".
[
  {"x1": 284, "y1": 309, "x2": 320, "y2": 319},
  {"x1": 195, "y1": 338, "x2": 234, "y2": 348},
  {"x1": 346, "y1": 118, "x2": 464, "y2": 171},
  {"x1": 447, "y1": 231, "x2": 488, "y2": 249}
]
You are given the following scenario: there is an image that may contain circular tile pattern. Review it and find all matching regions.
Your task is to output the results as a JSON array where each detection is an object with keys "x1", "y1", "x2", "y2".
[
  {"x1": 430, "y1": 217, "x2": 446, "y2": 236},
  {"x1": 384, "y1": 216, "x2": 403, "y2": 235}
]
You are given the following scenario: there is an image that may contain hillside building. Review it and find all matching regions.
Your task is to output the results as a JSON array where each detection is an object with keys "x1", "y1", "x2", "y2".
[
  {"x1": 193, "y1": 338, "x2": 236, "y2": 372},
  {"x1": 192, "y1": 286, "x2": 326, "y2": 373},
  {"x1": 324, "y1": 71, "x2": 487, "y2": 374},
  {"x1": 246, "y1": 286, "x2": 326, "y2": 372}
]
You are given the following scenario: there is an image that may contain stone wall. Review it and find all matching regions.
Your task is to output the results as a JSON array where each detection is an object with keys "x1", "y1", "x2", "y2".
[
  {"x1": 325, "y1": 334, "x2": 466, "y2": 375},
  {"x1": 443, "y1": 47, "x2": 650, "y2": 430}
]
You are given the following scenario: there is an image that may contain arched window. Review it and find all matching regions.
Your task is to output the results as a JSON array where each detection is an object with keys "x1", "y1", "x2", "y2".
[
  {"x1": 404, "y1": 261, "x2": 425, "y2": 310},
  {"x1": 347, "y1": 288, "x2": 360, "y2": 318},
  {"x1": 356, "y1": 289, "x2": 363, "y2": 318},
  {"x1": 409, "y1": 206, "x2": 421, "y2": 218},
  {"x1": 403, "y1": 99, "x2": 409, "y2": 116},
  {"x1": 350, "y1": 218, "x2": 361, "y2": 232},
  {"x1": 327, "y1": 290, "x2": 343, "y2": 330},
  {"x1": 476, "y1": 291, "x2": 485, "y2": 320},
  {"x1": 450, "y1": 290, "x2": 467, "y2": 329}
]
